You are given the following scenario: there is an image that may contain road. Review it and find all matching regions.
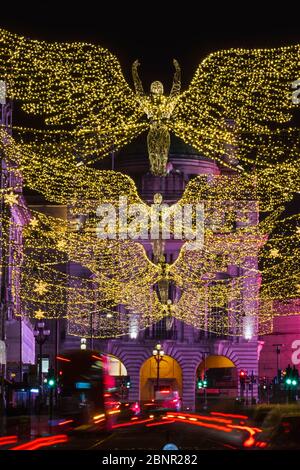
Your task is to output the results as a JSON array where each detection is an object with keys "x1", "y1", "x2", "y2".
[
  {"x1": 0, "y1": 410, "x2": 258, "y2": 450},
  {"x1": 66, "y1": 421, "x2": 228, "y2": 450}
]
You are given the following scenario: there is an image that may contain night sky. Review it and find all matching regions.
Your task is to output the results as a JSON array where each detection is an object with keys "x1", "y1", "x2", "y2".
[{"x1": 1, "y1": 7, "x2": 300, "y2": 92}]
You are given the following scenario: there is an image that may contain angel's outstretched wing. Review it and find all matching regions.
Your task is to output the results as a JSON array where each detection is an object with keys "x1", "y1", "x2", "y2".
[
  {"x1": 0, "y1": 28, "x2": 147, "y2": 160},
  {"x1": 172, "y1": 45, "x2": 300, "y2": 166},
  {"x1": 0, "y1": 128, "x2": 145, "y2": 209}
]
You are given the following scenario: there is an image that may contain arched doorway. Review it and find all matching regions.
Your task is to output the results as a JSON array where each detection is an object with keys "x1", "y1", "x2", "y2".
[
  {"x1": 107, "y1": 355, "x2": 127, "y2": 377},
  {"x1": 107, "y1": 355, "x2": 128, "y2": 400},
  {"x1": 196, "y1": 355, "x2": 237, "y2": 409},
  {"x1": 140, "y1": 355, "x2": 182, "y2": 403}
]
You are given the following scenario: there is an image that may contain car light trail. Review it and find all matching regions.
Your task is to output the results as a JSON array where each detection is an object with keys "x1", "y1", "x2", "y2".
[
  {"x1": 11, "y1": 434, "x2": 68, "y2": 450},
  {"x1": 255, "y1": 441, "x2": 268, "y2": 448},
  {"x1": 91, "y1": 355, "x2": 102, "y2": 361},
  {"x1": 108, "y1": 409, "x2": 121, "y2": 415},
  {"x1": 227, "y1": 424, "x2": 262, "y2": 448},
  {"x1": 210, "y1": 411, "x2": 249, "y2": 420},
  {"x1": 56, "y1": 356, "x2": 71, "y2": 362},
  {"x1": 166, "y1": 411, "x2": 232, "y2": 424},
  {"x1": 94, "y1": 418, "x2": 105, "y2": 424},
  {"x1": 58, "y1": 419, "x2": 74, "y2": 426},
  {"x1": 112, "y1": 418, "x2": 154, "y2": 429},
  {"x1": 170, "y1": 417, "x2": 232, "y2": 433},
  {"x1": 93, "y1": 413, "x2": 105, "y2": 420},
  {"x1": 0, "y1": 435, "x2": 18, "y2": 446}
]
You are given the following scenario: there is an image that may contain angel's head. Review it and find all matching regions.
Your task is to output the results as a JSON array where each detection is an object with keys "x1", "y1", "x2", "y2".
[
  {"x1": 150, "y1": 80, "x2": 164, "y2": 96},
  {"x1": 153, "y1": 193, "x2": 163, "y2": 204}
]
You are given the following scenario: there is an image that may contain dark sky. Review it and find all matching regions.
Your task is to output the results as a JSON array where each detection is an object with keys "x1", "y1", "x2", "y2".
[{"x1": 1, "y1": 7, "x2": 300, "y2": 92}]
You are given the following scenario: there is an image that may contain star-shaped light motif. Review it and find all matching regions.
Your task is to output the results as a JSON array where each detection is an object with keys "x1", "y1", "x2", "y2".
[
  {"x1": 4, "y1": 192, "x2": 18, "y2": 205},
  {"x1": 29, "y1": 217, "x2": 39, "y2": 228},
  {"x1": 270, "y1": 248, "x2": 280, "y2": 258},
  {"x1": 33, "y1": 281, "x2": 48, "y2": 296},
  {"x1": 34, "y1": 309, "x2": 45, "y2": 320}
]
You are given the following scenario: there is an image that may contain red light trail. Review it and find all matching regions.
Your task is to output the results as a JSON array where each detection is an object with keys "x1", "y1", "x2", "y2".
[
  {"x1": 210, "y1": 411, "x2": 249, "y2": 420},
  {"x1": 0, "y1": 435, "x2": 18, "y2": 446},
  {"x1": 11, "y1": 434, "x2": 68, "y2": 450},
  {"x1": 56, "y1": 356, "x2": 71, "y2": 362}
]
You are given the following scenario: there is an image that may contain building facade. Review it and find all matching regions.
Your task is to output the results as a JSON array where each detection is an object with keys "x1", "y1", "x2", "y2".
[
  {"x1": 259, "y1": 300, "x2": 300, "y2": 379},
  {"x1": 0, "y1": 100, "x2": 35, "y2": 389}
]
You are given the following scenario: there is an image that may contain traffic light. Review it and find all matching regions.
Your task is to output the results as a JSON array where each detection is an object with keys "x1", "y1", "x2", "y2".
[
  {"x1": 197, "y1": 377, "x2": 207, "y2": 389},
  {"x1": 239, "y1": 370, "x2": 247, "y2": 386},
  {"x1": 284, "y1": 364, "x2": 296, "y2": 388},
  {"x1": 125, "y1": 377, "x2": 131, "y2": 389},
  {"x1": 47, "y1": 368, "x2": 56, "y2": 389},
  {"x1": 291, "y1": 366, "x2": 299, "y2": 388},
  {"x1": 197, "y1": 378, "x2": 203, "y2": 389}
]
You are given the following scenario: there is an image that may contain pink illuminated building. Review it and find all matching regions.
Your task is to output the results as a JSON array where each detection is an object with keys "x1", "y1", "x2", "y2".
[{"x1": 259, "y1": 300, "x2": 300, "y2": 379}]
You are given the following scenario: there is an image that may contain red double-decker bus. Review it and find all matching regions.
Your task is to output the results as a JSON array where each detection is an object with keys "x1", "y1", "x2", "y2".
[{"x1": 56, "y1": 349, "x2": 118, "y2": 431}]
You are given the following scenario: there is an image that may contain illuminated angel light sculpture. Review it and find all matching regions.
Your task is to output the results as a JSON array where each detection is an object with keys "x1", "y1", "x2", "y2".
[
  {"x1": 0, "y1": 28, "x2": 299, "y2": 180},
  {"x1": 132, "y1": 59, "x2": 181, "y2": 175}
]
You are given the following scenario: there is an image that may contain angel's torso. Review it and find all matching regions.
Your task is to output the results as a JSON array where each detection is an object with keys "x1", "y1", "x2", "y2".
[{"x1": 138, "y1": 95, "x2": 177, "y2": 123}]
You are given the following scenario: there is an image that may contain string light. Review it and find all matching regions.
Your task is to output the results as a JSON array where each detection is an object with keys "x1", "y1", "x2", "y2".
[{"x1": 0, "y1": 29, "x2": 299, "y2": 337}]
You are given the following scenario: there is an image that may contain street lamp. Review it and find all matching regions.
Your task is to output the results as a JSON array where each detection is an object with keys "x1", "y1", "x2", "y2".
[
  {"x1": 273, "y1": 343, "x2": 284, "y2": 381},
  {"x1": 33, "y1": 322, "x2": 50, "y2": 404},
  {"x1": 152, "y1": 343, "x2": 164, "y2": 397}
]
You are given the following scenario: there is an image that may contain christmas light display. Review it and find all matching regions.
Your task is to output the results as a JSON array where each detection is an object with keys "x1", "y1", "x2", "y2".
[
  {"x1": 0, "y1": 28, "x2": 299, "y2": 338},
  {"x1": 0, "y1": 28, "x2": 299, "y2": 179}
]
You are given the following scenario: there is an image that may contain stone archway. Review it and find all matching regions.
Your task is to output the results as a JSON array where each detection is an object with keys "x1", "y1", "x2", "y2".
[
  {"x1": 107, "y1": 354, "x2": 128, "y2": 377},
  {"x1": 196, "y1": 355, "x2": 237, "y2": 409},
  {"x1": 140, "y1": 355, "x2": 183, "y2": 403},
  {"x1": 106, "y1": 354, "x2": 129, "y2": 400}
]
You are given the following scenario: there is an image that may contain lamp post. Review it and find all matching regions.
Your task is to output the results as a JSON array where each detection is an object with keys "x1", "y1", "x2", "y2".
[
  {"x1": 273, "y1": 343, "x2": 283, "y2": 401},
  {"x1": 33, "y1": 322, "x2": 50, "y2": 409},
  {"x1": 202, "y1": 351, "x2": 209, "y2": 411},
  {"x1": 273, "y1": 344, "x2": 283, "y2": 380},
  {"x1": 153, "y1": 343, "x2": 164, "y2": 397}
]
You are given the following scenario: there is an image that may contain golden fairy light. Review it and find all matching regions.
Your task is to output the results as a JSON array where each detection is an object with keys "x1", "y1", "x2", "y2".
[{"x1": 0, "y1": 28, "x2": 299, "y2": 337}]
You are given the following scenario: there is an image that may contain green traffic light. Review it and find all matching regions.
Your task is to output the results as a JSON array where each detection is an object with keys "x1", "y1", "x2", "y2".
[
  {"x1": 48, "y1": 378, "x2": 55, "y2": 387},
  {"x1": 286, "y1": 378, "x2": 292, "y2": 385},
  {"x1": 292, "y1": 379, "x2": 297, "y2": 386}
]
